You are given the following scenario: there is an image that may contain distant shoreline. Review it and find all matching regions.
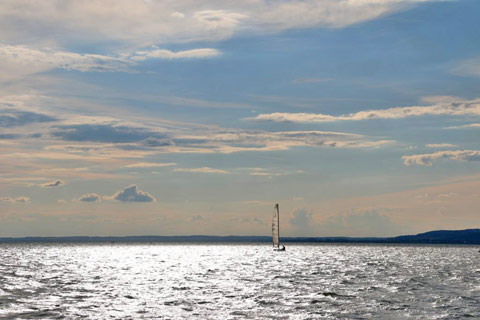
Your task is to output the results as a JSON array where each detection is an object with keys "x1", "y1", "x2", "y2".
[{"x1": 1, "y1": 229, "x2": 479, "y2": 244}]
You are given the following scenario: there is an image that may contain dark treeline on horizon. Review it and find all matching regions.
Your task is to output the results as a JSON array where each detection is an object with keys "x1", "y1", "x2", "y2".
[{"x1": 1, "y1": 229, "x2": 479, "y2": 244}]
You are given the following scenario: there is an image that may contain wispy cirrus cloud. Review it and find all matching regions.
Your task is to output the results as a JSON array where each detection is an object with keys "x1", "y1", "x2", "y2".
[
  {"x1": 402, "y1": 150, "x2": 480, "y2": 166},
  {"x1": 124, "y1": 162, "x2": 176, "y2": 168},
  {"x1": 445, "y1": 123, "x2": 480, "y2": 129},
  {"x1": 0, "y1": 44, "x2": 133, "y2": 81},
  {"x1": 0, "y1": 44, "x2": 222, "y2": 82},
  {"x1": 174, "y1": 167, "x2": 229, "y2": 174},
  {"x1": 130, "y1": 48, "x2": 220, "y2": 61},
  {"x1": 425, "y1": 143, "x2": 456, "y2": 148},
  {"x1": 249, "y1": 96, "x2": 480, "y2": 123},
  {"x1": 451, "y1": 56, "x2": 480, "y2": 78}
]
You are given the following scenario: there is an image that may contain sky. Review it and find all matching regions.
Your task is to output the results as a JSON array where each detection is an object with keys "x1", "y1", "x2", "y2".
[{"x1": 1, "y1": 0, "x2": 479, "y2": 237}]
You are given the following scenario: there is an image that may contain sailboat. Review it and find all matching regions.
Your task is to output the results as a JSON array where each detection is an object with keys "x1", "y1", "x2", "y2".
[{"x1": 272, "y1": 204, "x2": 286, "y2": 251}]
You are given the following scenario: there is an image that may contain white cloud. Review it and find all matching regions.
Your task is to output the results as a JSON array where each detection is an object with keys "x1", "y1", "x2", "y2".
[
  {"x1": 0, "y1": 44, "x2": 132, "y2": 81},
  {"x1": 249, "y1": 97, "x2": 480, "y2": 122},
  {"x1": 445, "y1": 123, "x2": 480, "y2": 129},
  {"x1": 174, "y1": 167, "x2": 229, "y2": 174},
  {"x1": 402, "y1": 150, "x2": 480, "y2": 166},
  {"x1": 0, "y1": 44, "x2": 222, "y2": 81},
  {"x1": 0, "y1": 196, "x2": 30, "y2": 203},
  {"x1": 0, "y1": 0, "x2": 441, "y2": 47},
  {"x1": 130, "y1": 48, "x2": 221, "y2": 61},
  {"x1": 425, "y1": 143, "x2": 456, "y2": 148},
  {"x1": 124, "y1": 162, "x2": 176, "y2": 168}
]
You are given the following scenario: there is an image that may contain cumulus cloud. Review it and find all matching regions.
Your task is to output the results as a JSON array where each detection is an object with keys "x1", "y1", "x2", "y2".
[
  {"x1": 0, "y1": 196, "x2": 30, "y2": 203},
  {"x1": 78, "y1": 193, "x2": 101, "y2": 202},
  {"x1": 249, "y1": 97, "x2": 480, "y2": 123},
  {"x1": 130, "y1": 48, "x2": 220, "y2": 61},
  {"x1": 42, "y1": 180, "x2": 64, "y2": 187},
  {"x1": 0, "y1": 109, "x2": 56, "y2": 127},
  {"x1": 322, "y1": 210, "x2": 400, "y2": 237},
  {"x1": 402, "y1": 150, "x2": 480, "y2": 166},
  {"x1": 174, "y1": 167, "x2": 229, "y2": 174},
  {"x1": 109, "y1": 184, "x2": 155, "y2": 202},
  {"x1": 289, "y1": 208, "x2": 313, "y2": 233}
]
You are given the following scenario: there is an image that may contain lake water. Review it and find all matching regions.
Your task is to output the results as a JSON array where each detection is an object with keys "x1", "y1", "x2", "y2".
[{"x1": 0, "y1": 243, "x2": 479, "y2": 319}]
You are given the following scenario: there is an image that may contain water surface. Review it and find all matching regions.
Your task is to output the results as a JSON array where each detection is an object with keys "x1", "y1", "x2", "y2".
[{"x1": 1, "y1": 243, "x2": 479, "y2": 319}]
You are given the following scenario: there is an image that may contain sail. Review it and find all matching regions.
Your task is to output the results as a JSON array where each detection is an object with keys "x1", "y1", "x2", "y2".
[{"x1": 272, "y1": 204, "x2": 280, "y2": 247}]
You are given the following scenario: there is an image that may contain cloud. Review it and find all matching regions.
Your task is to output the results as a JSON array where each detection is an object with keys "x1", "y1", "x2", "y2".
[
  {"x1": 109, "y1": 184, "x2": 155, "y2": 202},
  {"x1": 425, "y1": 143, "x2": 456, "y2": 148},
  {"x1": 0, "y1": 44, "x2": 133, "y2": 81},
  {"x1": 130, "y1": 48, "x2": 220, "y2": 61},
  {"x1": 0, "y1": 196, "x2": 30, "y2": 203},
  {"x1": 403, "y1": 150, "x2": 480, "y2": 166},
  {"x1": 249, "y1": 97, "x2": 480, "y2": 122},
  {"x1": 124, "y1": 162, "x2": 176, "y2": 168},
  {"x1": 0, "y1": 44, "x2": 224, "y2": 81},
  {"x1": 0, "y1": 109, "x2": 56, "y2": 127},
  {"x1": 52, "y1": 123, "x2": 167, "y2": 143},
  {"x1": 174, "y1": 167, "x2": 229, "y2": 174},
  {"x1": 78, "y1": 193, "x2": 101, "y2": 202},
  {"x1": 42, "y1": 180, "x2": 64, "y2": 187},
  {"x1": 289, "y1": 208, "x2": 313, "y2": 232},
  {"x1": 173, "y1": 129, "x2": 392, "y2": 153},
  {"x1": 0, "y1": 0, "x2": 439, "y2": 48},
  {"x1": 191, "y1": 215, "x2": 204, "y2": 222},
  {"x1": 445, "y1": 123, "x2": 480, "y2": 129},
  {"x1": 451, "y1": 56, "x2": 480, "y2": 78},
  {"x1": 322, "y1": 210, "x2": 400, "y2": 237}
]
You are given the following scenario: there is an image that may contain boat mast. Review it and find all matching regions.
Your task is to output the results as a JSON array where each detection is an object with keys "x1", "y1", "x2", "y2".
[{"x1": 276, "y1": 204, "x2": 280, "y2": 247}]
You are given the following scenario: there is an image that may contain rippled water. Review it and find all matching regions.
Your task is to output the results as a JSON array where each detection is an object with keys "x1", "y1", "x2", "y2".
[{"x1": 1, "y1": 243, "x2": 479, "y2": 319}]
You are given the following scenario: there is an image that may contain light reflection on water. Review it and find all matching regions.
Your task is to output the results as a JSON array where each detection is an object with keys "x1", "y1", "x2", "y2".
[{"x1": 0, "y1": 243, "x2": 479, "y2": 319}]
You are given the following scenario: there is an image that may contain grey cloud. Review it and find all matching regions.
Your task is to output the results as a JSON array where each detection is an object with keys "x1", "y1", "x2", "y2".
[
  {"x1": 289, "y1": 208, "x2": 313, "y2": 232},
  {"x1": 0, "y1": 109, "x2": 56, "y2": 128},
  {"x1": 42, "y1": 180, "x2": 64, "y2": 187},
  {"x1": 79, "y1": 193, "x2": 101, "y2": 202},
  {"x1": 323, "y1": 210, "x2": 401, "y2": 237},
  {"x1": 0, "y1": 133, "x2": 20, "y2": 139},
  {"x1": 0, "y1": 196, "x2": 30, "y2": 203},
  {"x1": 110, "y1": 184, "x2": 155, "y2": 202}
]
